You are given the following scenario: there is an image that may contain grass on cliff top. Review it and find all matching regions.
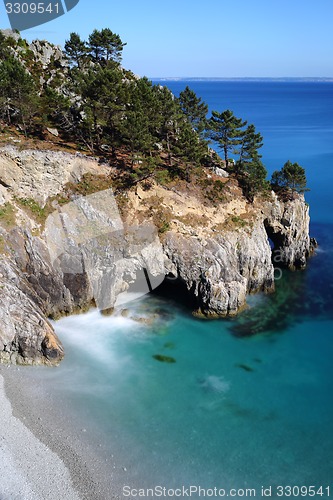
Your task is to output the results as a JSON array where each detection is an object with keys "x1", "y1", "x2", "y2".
[{"x1": 15, "y1": 197, "x2": 50, "y2": 225}]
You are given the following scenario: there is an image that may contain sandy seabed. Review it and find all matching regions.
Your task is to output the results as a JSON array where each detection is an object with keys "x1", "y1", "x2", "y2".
[{"x1": 0, "y1": 367, "x2": 124, "y2": 500}]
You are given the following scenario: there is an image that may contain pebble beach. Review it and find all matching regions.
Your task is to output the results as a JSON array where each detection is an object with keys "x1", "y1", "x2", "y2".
[{"x1": 0, "y1": 367, "x2": 122, "y2": 500}]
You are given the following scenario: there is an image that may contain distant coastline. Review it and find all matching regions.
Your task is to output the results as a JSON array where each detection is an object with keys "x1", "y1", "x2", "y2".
[{"x1": 151, "y1": 77, "x2": 333, "y2": 82}]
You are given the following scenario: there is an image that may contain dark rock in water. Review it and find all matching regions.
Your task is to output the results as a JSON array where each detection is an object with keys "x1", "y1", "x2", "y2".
[
  {"x1": 229, "y1": 267, "x2": 305, "y2": 337},
  {"x1": 236, "y1": 363, "x2": 254, "y2": 372},
  {"x1": 310, "y1": 237, "x2": 318, "y2": 252},
  {"x1": 152, "y1": 354, "x2": 176, "y2": 363},
  {"x1": 131, "y1": 314, "x2": 160, "y2": 325}
]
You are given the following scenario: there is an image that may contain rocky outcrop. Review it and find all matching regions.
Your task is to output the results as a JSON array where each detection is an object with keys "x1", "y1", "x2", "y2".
[
  {"x1": 29, "y1": 39, "x2": 66, "y2": 70},
  {"x1": 1, "y1": 30, "x2": 69, "y2": 88},
  {"x1": 264, "y1": 193, "x2": 311, "y2": 269},
  {"x1": 0, "y1": 146, "x2": 108, "y2": 205},
  {"x1": 163, "y1": 221, "x2": 274, "y2": 317},
  {"x1": 0, "y1": 258, "x2": 64, "y2": 365},
  {"x1": 0, "y1": 148, "x2": 312, "y2": 364},
  {"x1": 162, "y1": 193, "x2": 311, "y2": 317}
]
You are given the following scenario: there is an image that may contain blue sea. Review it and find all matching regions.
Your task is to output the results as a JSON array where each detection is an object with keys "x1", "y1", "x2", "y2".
[{"x1": 34, "y1": 81, "x2": 333, "y2": 497}]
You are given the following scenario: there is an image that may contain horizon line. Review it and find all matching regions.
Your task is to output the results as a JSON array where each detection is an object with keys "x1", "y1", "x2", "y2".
[{"x1": 149, "y1": 76, "x2": 333, "y2": 81}]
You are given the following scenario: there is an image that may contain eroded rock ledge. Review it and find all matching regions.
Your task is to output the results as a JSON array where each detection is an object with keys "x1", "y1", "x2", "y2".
[{"x1": 0, "y1": 148, "x2": 313, "y2": 365}]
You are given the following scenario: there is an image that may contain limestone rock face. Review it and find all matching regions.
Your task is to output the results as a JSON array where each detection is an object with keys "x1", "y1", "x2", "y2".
[
  {"x1": 29, "y1": 40, "x2": 66, "y2": 69},
  {"x1": 0, "y1": 259, "x2": 64, "y2": 365},
  {"x1": 0, "y1": 147, "x2": 109, "y2": 205},
  {"x1": 1, "y1": 30, "x2": 69, "y2": 89},
  {"x1": 264, "y1": 193, "x2": 311, "y2": 269},
  {"x1": 162, "y1": 193, "x2": 311, "y2": 317},
  {"x1": 0, "y1": 29, "x2": 21, "y2": 43},
  {"x1": 0, "y1": 149, "x2": 312, "y2": 364},
  {"x1": 0, "y1": 220, "x2": 165, "y2": 364},
  {"x1": 163, "y1": 220, "x2": 275, "y2": 317}
]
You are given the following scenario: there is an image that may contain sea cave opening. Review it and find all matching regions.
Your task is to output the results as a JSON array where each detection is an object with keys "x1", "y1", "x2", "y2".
[{"x1": 264, "y1": 219, "x2": 285, "y2": 267}]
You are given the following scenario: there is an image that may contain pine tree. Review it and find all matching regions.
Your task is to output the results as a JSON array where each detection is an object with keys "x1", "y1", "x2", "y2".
[
  {"x1": 155, "y1": 86, "x2": 183, "y2": 166},
  {"x1": 234, "y1": 123, "x2": 267, "y2": 200},
  {"x1": 174, "y1": 121, "x2": 204, "y2": 181},
  {"x1": 206, "y1": 109, "x2": 247, "y2": 169},
  {"x1": 178, "y1": 86, "x2": 208, "y2": 136},
  {"x1": 239, "y1": 160, "x2": 268, "y2": 201},
  {"x1": 74, "y1": 65, "x2": 126, "y2": 152},
  {"x1": 121, "y1": 78, "x2": 158, "y2": 161},
  {"x1": 238, "y1": 124, "x2": 263, "y2": 166},
  {"x1": 64, "y1": 32, "x2": 88, "y2": 69},
  {"x1": 88, "y1": 28, "x2": 126, "y2": 65},
  {"x1": 271, "y1": 161, "x2": 308, "y2": 193},
  {"x1": 0, "y1": 56, "x2": 38, "y2": 133}
]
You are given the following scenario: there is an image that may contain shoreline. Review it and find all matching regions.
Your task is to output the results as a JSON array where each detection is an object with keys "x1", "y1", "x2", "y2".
[{"x1": 0, "y1": 365, "x2": 124, "y2": 500}]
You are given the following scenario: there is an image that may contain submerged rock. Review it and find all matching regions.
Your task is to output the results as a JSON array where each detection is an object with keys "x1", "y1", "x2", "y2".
[
  {"x1": 152, "y1": 354, "x2": 176, "y2": 363},
  {"x1": 235, "y1": 364, "x2": 254, "y2": 372}
]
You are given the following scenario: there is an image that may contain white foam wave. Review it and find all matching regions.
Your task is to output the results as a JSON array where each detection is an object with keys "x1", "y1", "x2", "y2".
[
  {"x1": 53, "y1": 309, "x2": 143, "y2": 365},
  {"x1": 199, "y1": 375, "x2": 230, "y2": 394}
]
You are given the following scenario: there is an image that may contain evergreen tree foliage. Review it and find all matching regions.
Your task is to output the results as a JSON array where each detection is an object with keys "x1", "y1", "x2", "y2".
[
  {"x1": 271, "y1": 161, "x2": 308, "y2": 193},
  {"x1": 238, "y1": 160, "x2": 268, "y2": 201},
  {"x1": 2, "y1": 28, "x2": 305, "y2": 204},
  {"x1": 0, "y1": 32, "x2": 11, "y2": 58},
  {"x1": 235, "y1": 124, "x2": 267, "y2": 200},
  {"x1": 41, "y1": 86, "x2": 75, "y2": 135},
  {"x1": 76, "y1": 65, "x2": 126, "y2": 152},
  {"x1": 206, "y1": 109, "x2": 247, "y2": 168},
  {"x1": 64, "y1": 32, "x2": 88, "y2": 69},
  {"x1": 175, "y1": 121, "x2": 205, "y2": 181},
  {"x1": 154, "y1": 86, "x2": 183, "y2": 166},
  {"x1": 88, "y1": 28, "x2": 126, "y2": 65},
  {"x1": 0, "y1": 55, "x2": 38, "y2": 133},
  {"x1": 178, "y1": 86, "x2": 208, "y2": 136},
  {"x1": 121, "y1": 78, "x2": 157, "y2": 161},
  {"x1": 238, "y1": 124, "x2": 263, "y2": 166}
]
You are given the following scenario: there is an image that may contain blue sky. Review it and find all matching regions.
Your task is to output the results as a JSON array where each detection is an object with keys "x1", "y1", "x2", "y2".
[{"x1": 1, "y1": 0, "x2": 332, "y2": 77}]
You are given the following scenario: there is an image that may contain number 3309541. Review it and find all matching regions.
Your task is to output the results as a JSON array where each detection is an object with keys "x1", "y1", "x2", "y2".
[{"x1": 5, "y1": 3, "x2": 60, "y2": 14}]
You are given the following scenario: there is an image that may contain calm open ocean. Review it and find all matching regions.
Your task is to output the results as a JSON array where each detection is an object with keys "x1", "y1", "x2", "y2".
[{"x1": 35, "y1": 81, "x2": 333, "y2": 497}]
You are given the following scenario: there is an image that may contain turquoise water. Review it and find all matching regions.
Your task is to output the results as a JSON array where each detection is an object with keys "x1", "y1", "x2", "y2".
[
  {"x1": 48, "y1": 226, "x2": 333, "y2": 497},
  {"x1": 48, "y1": 82, "x2": 333, "y2": 497},
  {"x1": 52, "y1": 282, "x2": 333, "y2": 494}
]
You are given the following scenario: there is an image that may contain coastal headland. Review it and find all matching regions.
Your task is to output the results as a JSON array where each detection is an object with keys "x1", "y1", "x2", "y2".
[{"x1": 0, "y1": 145, "x2": 313, "y2": 366}]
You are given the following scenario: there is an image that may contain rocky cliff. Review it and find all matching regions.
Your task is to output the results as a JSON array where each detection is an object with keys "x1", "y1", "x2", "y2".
[{"x1": 0, "y1": 147, "x2": 312, "y2": 365}]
